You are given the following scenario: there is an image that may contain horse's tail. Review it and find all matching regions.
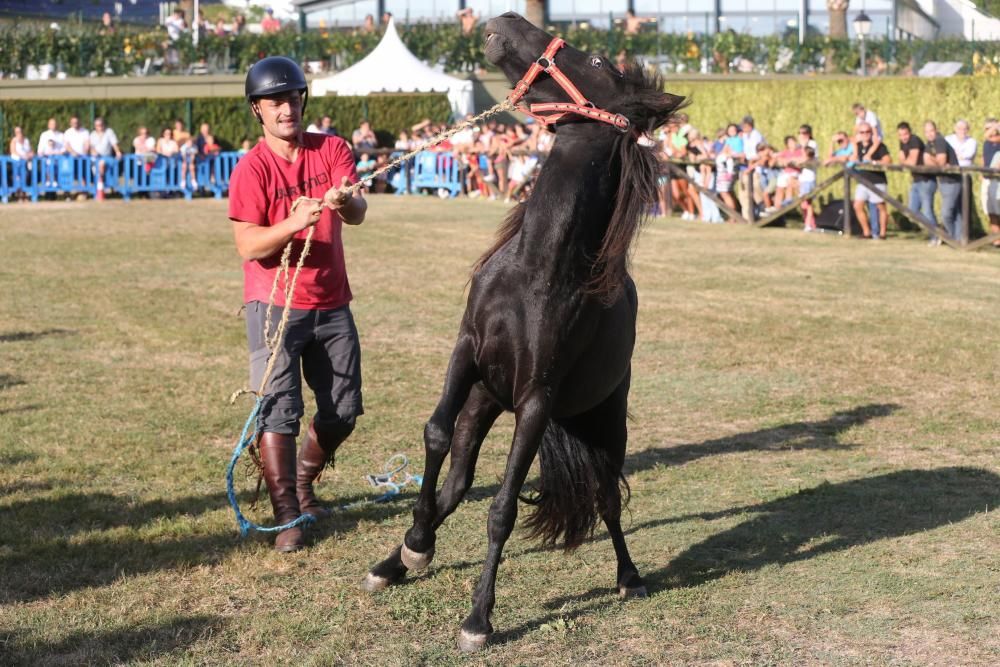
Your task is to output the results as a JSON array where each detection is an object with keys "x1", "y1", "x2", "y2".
[{"x1": 520, "y1": 420, "x2": 629, "y2": 551}]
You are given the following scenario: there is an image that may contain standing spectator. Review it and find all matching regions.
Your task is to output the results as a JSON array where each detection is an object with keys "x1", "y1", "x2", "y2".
[
  {"x1": 99, "y1": 11, "x2": 116, "y2": 35},
  {"x1": 852, "y1": 103, "x2": 883, "y2": 141},
  {"x1": 799, "y1": 147, "x2": 818, "y2": 231},
  {"x1": 623, "y1": 9, "x2": 656, "y2": 35},
  {"x1": 456, "y1": 8, "x2": 478, "y2": 36},
  {"x1": 228, "y1": 56, "x2": 367, "y2": 552},
  {"x1": 982, "y1": 120, "x2": 1000, "y2": 247},
  {"x1": 132, "y1": 126, "x2": 155, "y2": 155},
  {"x1": 37, "y1": 118, "x2": 64, "y2": 154},
  {"x1": 63, "y1": 116, "x2": 90, "y2": 157},
  {"x1": 8, "y1": 125, "x2": 34, "y2": 200},
  {"x1": 947, "y1": 119, "x2": 977, "y2": 166},
  {"x1": 850, "y1": 122, "x2": 892, "y2": 239},
  {"x1": 351, "y1": 121, "x2": 377, "y2": 151},
  {"x1": 360, "y1": 14, "x2": 376, "y2": 33},
  {"x1": 896, "y1": 121, "x2": 938, "y2": 245},
  {"x1": 715, "y1": 123, "x2": 743, "y2": 215},
  {"x1": 924, "y1": 120, "x2": 961, "y2": 243},
  {"x1": 232, "y1": 14, "x2": 247, "y2": 35},
  {"x1": 213, "y1": 18, "x2": 228, "y2": 37},
  {"x1": 260, "y1": 8, "x2": 281, "y2": 34},
  {"x1": 738, "y1": 115, "x2": 764, "y2": 213},
  {"x1": 164, "y1": 9, "x2": 187, "y2": 42},
  {"x1": 89, "y1": 116, "x2": 122, "y2": 194}
]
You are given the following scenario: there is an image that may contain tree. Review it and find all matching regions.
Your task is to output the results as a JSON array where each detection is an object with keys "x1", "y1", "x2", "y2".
[
  {"x1": 525, "y1": 0, "x2": 545, "y2": 28},
  {"x1": 827, "y1": 0, "x2": 849, "y2": 39}
]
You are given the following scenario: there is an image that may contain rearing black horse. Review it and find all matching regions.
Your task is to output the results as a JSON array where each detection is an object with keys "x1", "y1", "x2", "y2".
[{"x1": 363, "y1": 13, "x2": 684, "y2": 651}]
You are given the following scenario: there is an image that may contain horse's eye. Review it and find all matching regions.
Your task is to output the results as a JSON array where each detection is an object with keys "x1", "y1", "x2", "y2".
[{"x1": 590, "y1": 56, "x2": 603, "y2": 69}]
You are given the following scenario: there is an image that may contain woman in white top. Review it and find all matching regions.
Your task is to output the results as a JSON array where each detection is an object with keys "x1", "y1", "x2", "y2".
[
  {"x1": 8, "y1": 125, "x2": 33, "y2": 161},
  {"x1": 155, "y1": 127, "x2": 180, "y2": 158}
]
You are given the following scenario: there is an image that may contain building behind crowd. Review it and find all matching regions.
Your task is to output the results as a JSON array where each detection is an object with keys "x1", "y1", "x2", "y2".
[{"x1": 292, "y1": 0, "x2": 1000, "y2": 40}]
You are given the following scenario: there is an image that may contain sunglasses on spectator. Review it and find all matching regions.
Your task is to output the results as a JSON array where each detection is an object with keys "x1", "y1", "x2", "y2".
[{"x1": 859, "y1": 130, "x2": 872, "y2": 134}]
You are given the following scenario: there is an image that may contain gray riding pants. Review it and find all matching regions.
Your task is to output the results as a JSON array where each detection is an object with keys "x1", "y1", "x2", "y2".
[{"x1": 246, "y1": 300, "x2": 363, "y2": 436}]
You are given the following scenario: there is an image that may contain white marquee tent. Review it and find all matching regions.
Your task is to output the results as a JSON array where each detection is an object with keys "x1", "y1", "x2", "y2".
[{"x1": 311, "y1": 19, "x2": 474, "y2": 118}]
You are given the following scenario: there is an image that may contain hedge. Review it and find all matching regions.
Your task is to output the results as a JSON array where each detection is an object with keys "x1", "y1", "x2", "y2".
[
  {"x1": 2, "y1": 21, "x2": 1000, "y2": 79},
  {"x1": 0, "y1": 93, "x2": 452, "y2": 152}
]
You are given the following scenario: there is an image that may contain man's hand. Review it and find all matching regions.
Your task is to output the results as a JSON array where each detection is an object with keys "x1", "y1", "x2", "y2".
[
  {"x1": 323, "y1": 176, "x2": 354, "y2": 210},
  {"x1": 289, "y1": 198, "x2": 323, "y2": 232}
]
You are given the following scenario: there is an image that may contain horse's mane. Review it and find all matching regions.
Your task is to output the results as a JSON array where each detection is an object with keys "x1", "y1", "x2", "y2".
[{"x1": 473, "y1": 61, "x2": 685, "y2": 304}]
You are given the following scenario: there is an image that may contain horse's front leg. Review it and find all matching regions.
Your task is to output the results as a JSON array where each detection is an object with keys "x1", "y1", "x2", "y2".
[
  {"x1": 458, "y1": 387, "x2": 551, "y2": 652},
  {"x1": 361, "y1": 336, "x2": 480, "y2": 591}
]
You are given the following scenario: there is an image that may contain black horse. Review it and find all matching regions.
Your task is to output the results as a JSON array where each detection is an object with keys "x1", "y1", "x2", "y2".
[{"x1": 362, "y1": 13, "x2": 684, "y2": 651}]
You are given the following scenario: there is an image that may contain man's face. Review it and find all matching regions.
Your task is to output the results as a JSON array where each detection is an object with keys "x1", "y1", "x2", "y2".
[
  {"x1": 95, "y1": 119, "x2": 105, "y2": 132},
  {"x1": 254, "y1": 91, "x2": 303, "y2": 140},
  {"x1": 897, "y1": 127, "x2": 910, "y2": 144},
  {"x1": 925, "y1": 123, "x2": 937, "y2": 140},
  {"x1": 47, "y1": 118, "x2": 57, "y2": 131},
  {"x1": 741, "y1": 123, "x2": 753, "y2": 134},
  {"x1": 69, "y1": 117, "x2": 80, "y2": 129}
]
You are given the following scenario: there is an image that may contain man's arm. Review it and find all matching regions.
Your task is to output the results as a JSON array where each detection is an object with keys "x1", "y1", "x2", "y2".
[
  {"x1": 324, "y1": 176, "x2": 367, "y2": 225},
  {"x1": 231, "y1": 200, "x2": 322, "y2": 261}
]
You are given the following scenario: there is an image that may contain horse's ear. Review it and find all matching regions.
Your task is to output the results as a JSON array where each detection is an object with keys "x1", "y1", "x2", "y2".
[{"x1": 646, "y1": 91, "x2": 687, "y2": 133}]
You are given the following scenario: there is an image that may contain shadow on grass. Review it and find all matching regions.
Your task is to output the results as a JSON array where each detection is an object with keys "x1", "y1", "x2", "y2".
[
  {"x1": 624, "y1": 403, "x2": 899, "y2": 473},
  {"x1": 0, "y1": 328, "x2": 73, "y2": 344},
  {"x1": 0, "y1": 487, "x2": 412, "y2": 604},
  {"x1": 0, "y1": 374, "x2": 26, "y2": 392},
  {"x1": 642, "y1": 466, "x2": 1000, "y2": 590},
  {"x1": 1, "y1": 614, "x2": 223, "y2": 666}
]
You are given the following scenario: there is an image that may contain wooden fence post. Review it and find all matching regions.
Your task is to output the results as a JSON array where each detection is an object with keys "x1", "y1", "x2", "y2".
[
  {"x1": 960, "y1": 171, "x2": 970, "y2": 245},
  {"x1": 842, "y1": 170, "x2": 852, "y2": 236}
]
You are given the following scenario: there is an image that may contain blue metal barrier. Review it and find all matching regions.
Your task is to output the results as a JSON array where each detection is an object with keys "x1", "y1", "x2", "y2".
[
  {"x1": 0, "y1": 152, "x2": 244, "y2": 203},
  {"x1": 388, "y1": 151, "x2": 410, "y2": 195},
  {"x1": 411, "y1": 151, "x2": 462, "y2": 197}
]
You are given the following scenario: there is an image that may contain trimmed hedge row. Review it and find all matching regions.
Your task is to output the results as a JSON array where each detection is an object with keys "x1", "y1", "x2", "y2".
[{"x1": 0, "y1": 93, "x2": 452, "y2": 152}]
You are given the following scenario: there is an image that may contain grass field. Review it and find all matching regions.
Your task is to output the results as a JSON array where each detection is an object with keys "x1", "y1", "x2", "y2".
[{"x1": 1, "y1": 196, "x2": 998, "y2": 666}]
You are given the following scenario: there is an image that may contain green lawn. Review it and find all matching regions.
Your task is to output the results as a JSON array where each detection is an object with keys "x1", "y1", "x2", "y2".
[{"x1": 1, "y1": 197, "x2": 998, "y2": 666}]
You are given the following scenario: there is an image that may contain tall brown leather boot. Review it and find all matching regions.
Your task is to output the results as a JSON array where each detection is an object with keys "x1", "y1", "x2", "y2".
[
  {"x1": 297, "y1": 419, "x2": 352, "y2": 519},
  {"x1": 259, "y1": 432, "x2": 306, "y2": 552}
]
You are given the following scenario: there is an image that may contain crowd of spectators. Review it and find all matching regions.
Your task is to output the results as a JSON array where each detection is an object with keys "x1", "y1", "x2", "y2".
[
  {"x1": 657, "y1": 102, "x2": 1000, "y2": 245},
  {"x1": 7, "y1": 104, "x2": 1000, "y2": 247}
]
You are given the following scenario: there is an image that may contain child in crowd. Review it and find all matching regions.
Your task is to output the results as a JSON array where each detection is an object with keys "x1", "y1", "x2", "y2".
[
  {"x1": 180, "y1": 135, "x2": 198, "y2": 188},
  {"x1": 356, "y1": 152, "x2": 376, "y2": 190},
  {"x1": 715, "y1": 123, "x2": 743, "y2": 213},
  {"x1": 773, "y1": 135, "x2": 804, "y2": 209}
]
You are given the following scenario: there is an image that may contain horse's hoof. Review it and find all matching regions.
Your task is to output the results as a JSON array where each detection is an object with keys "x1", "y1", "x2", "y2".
[
  {"x1": 618, "y1": 584, "x2": 648, "y2": 599},
  {"x1": 400, "y1": 544, "x2": 434, "y2": 570},
  {"x1": 360, "y1": 572, "x2": 391, "y2": 593},
  {"x1": 457, "y1": 628, "x2": 490, "y2": 653}
]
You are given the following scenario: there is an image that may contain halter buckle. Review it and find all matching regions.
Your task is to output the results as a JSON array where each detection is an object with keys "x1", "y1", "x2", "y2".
[{"x1": 536, "y1": 56, "x2": 552, "y2": 70}]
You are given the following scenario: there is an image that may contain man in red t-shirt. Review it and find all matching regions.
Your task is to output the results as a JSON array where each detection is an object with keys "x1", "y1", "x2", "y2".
[{"x1": 229, "y1": 56, "x2": 368, "y2": 552}]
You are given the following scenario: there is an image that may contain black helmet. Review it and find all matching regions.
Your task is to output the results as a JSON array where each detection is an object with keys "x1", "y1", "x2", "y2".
[{"x1": 245, "y1": 55, "x2": 308, "y2": 108}]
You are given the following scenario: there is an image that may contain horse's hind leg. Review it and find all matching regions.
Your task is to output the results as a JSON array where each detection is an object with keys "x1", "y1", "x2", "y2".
[{"x1": 594, "y1": 373, "x2": 646, "y2": 598}]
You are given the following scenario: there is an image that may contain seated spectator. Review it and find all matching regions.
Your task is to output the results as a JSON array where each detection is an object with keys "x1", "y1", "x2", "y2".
[
  {"x1": 195, "y1": 122, "x2": 213, "y2": 157},
  {"x1": 748, "y1": 142, "x2": 776, "y2": 211},
  {"x1": 851, "y1": 122, "x2": 892, "y2": 239},
  {"x1": 371, "y1": 153, "x2": 392, "y2": 194},
  {"x1": 237, "y1": 139, "x2": 252, "y2": 156},
  {"x1": 352, "y1": 121, "x2": 378, "y2": 151},
  {"x1": 824, "y1": 131, "x2": 854, "y2": 166},
  {"x1": 89, "y1": 116, "x2": 122, "y2": 193},
  {"x1": 172, "y1": 119, "x2": 191, "y2": 144},
  {"x1": 356, "y1": 152, "x2": 376, "y2": 189},
  {"x1": 773, "y1": 135, "x2": 804, "y2": 208},
  {"x1": 202, "y1": 134, "x2": 221, "y2": 156},
  {"x1": 156, "y1": 127, "x2": 180, "y2": 158},
  {"x1": 133, "y1": 126, "x2": 157, "y2": 171},
  {"x1": 395, "y1": 130, "x2": 413, "y2": 151},
  {"x1": 64, "y1": 116, "x2": 90, "y2": 157}
]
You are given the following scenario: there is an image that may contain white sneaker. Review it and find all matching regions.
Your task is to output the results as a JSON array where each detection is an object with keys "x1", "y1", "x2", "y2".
[
  {"x1": 437, "y1": 188, "x2": 450, "y2": 199},
  {"x1": 468, "y1": 190, "x2": 481, "y2": 199}
]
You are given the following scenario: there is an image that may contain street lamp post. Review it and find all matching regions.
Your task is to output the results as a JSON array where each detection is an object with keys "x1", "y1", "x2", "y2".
[{"x1": 853, "y1": 11, "x2": 872, "y2": 76}]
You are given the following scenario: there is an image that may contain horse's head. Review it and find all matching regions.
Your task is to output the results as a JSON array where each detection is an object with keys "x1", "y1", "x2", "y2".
[{"x1": 484, "y1": 13, "x2": 684, "y2": 134}]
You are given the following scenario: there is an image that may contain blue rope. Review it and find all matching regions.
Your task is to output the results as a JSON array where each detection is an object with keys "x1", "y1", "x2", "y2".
[
  {"x1": 226, "y1": 396, "x2": 422, "y2": 536},
  {"x1": 225, "y1": 396, "x2": 316, "y2": 537}
]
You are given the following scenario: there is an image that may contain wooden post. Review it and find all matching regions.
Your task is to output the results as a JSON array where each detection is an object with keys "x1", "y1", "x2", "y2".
[
  {"x1": 960, "y1": 171, "x2": 970, "y2": 245},
  {"x1": 842, "y1": 169, "x2": 852, "y2": 236}
]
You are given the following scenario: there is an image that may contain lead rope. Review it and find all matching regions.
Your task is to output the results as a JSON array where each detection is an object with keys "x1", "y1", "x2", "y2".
[{"x1": 226, "y1": 99, "x2": 516, "y2": 536}]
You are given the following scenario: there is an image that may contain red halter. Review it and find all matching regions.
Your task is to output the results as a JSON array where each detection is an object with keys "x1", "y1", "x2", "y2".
[{"x1": 507, "y1": 37, "x2": 630, "y2": 133}]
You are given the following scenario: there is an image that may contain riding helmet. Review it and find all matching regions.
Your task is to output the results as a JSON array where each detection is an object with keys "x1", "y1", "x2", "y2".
[{"x1": 245, "y1": 55, "x2": 308, "y2": 112}]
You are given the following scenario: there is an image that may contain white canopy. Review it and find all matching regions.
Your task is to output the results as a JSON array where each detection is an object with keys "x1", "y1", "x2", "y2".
[{"x1": 311, "y1": 19, "x2": 474, "y2": 119}]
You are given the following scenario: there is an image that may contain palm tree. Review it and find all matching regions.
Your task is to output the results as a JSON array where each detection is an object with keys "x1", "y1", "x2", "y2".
[
  {"x1": 525, "y1": 0, "x2": 545, "y2": 28},
  {"x1": 827, "y1": 0, "x2": 849, "y2": 39}
]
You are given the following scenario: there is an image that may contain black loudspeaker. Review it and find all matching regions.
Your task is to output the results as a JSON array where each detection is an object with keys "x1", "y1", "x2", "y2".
[{"x1": 816, "y1": 199, "x2": 863, "y2": 235}]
